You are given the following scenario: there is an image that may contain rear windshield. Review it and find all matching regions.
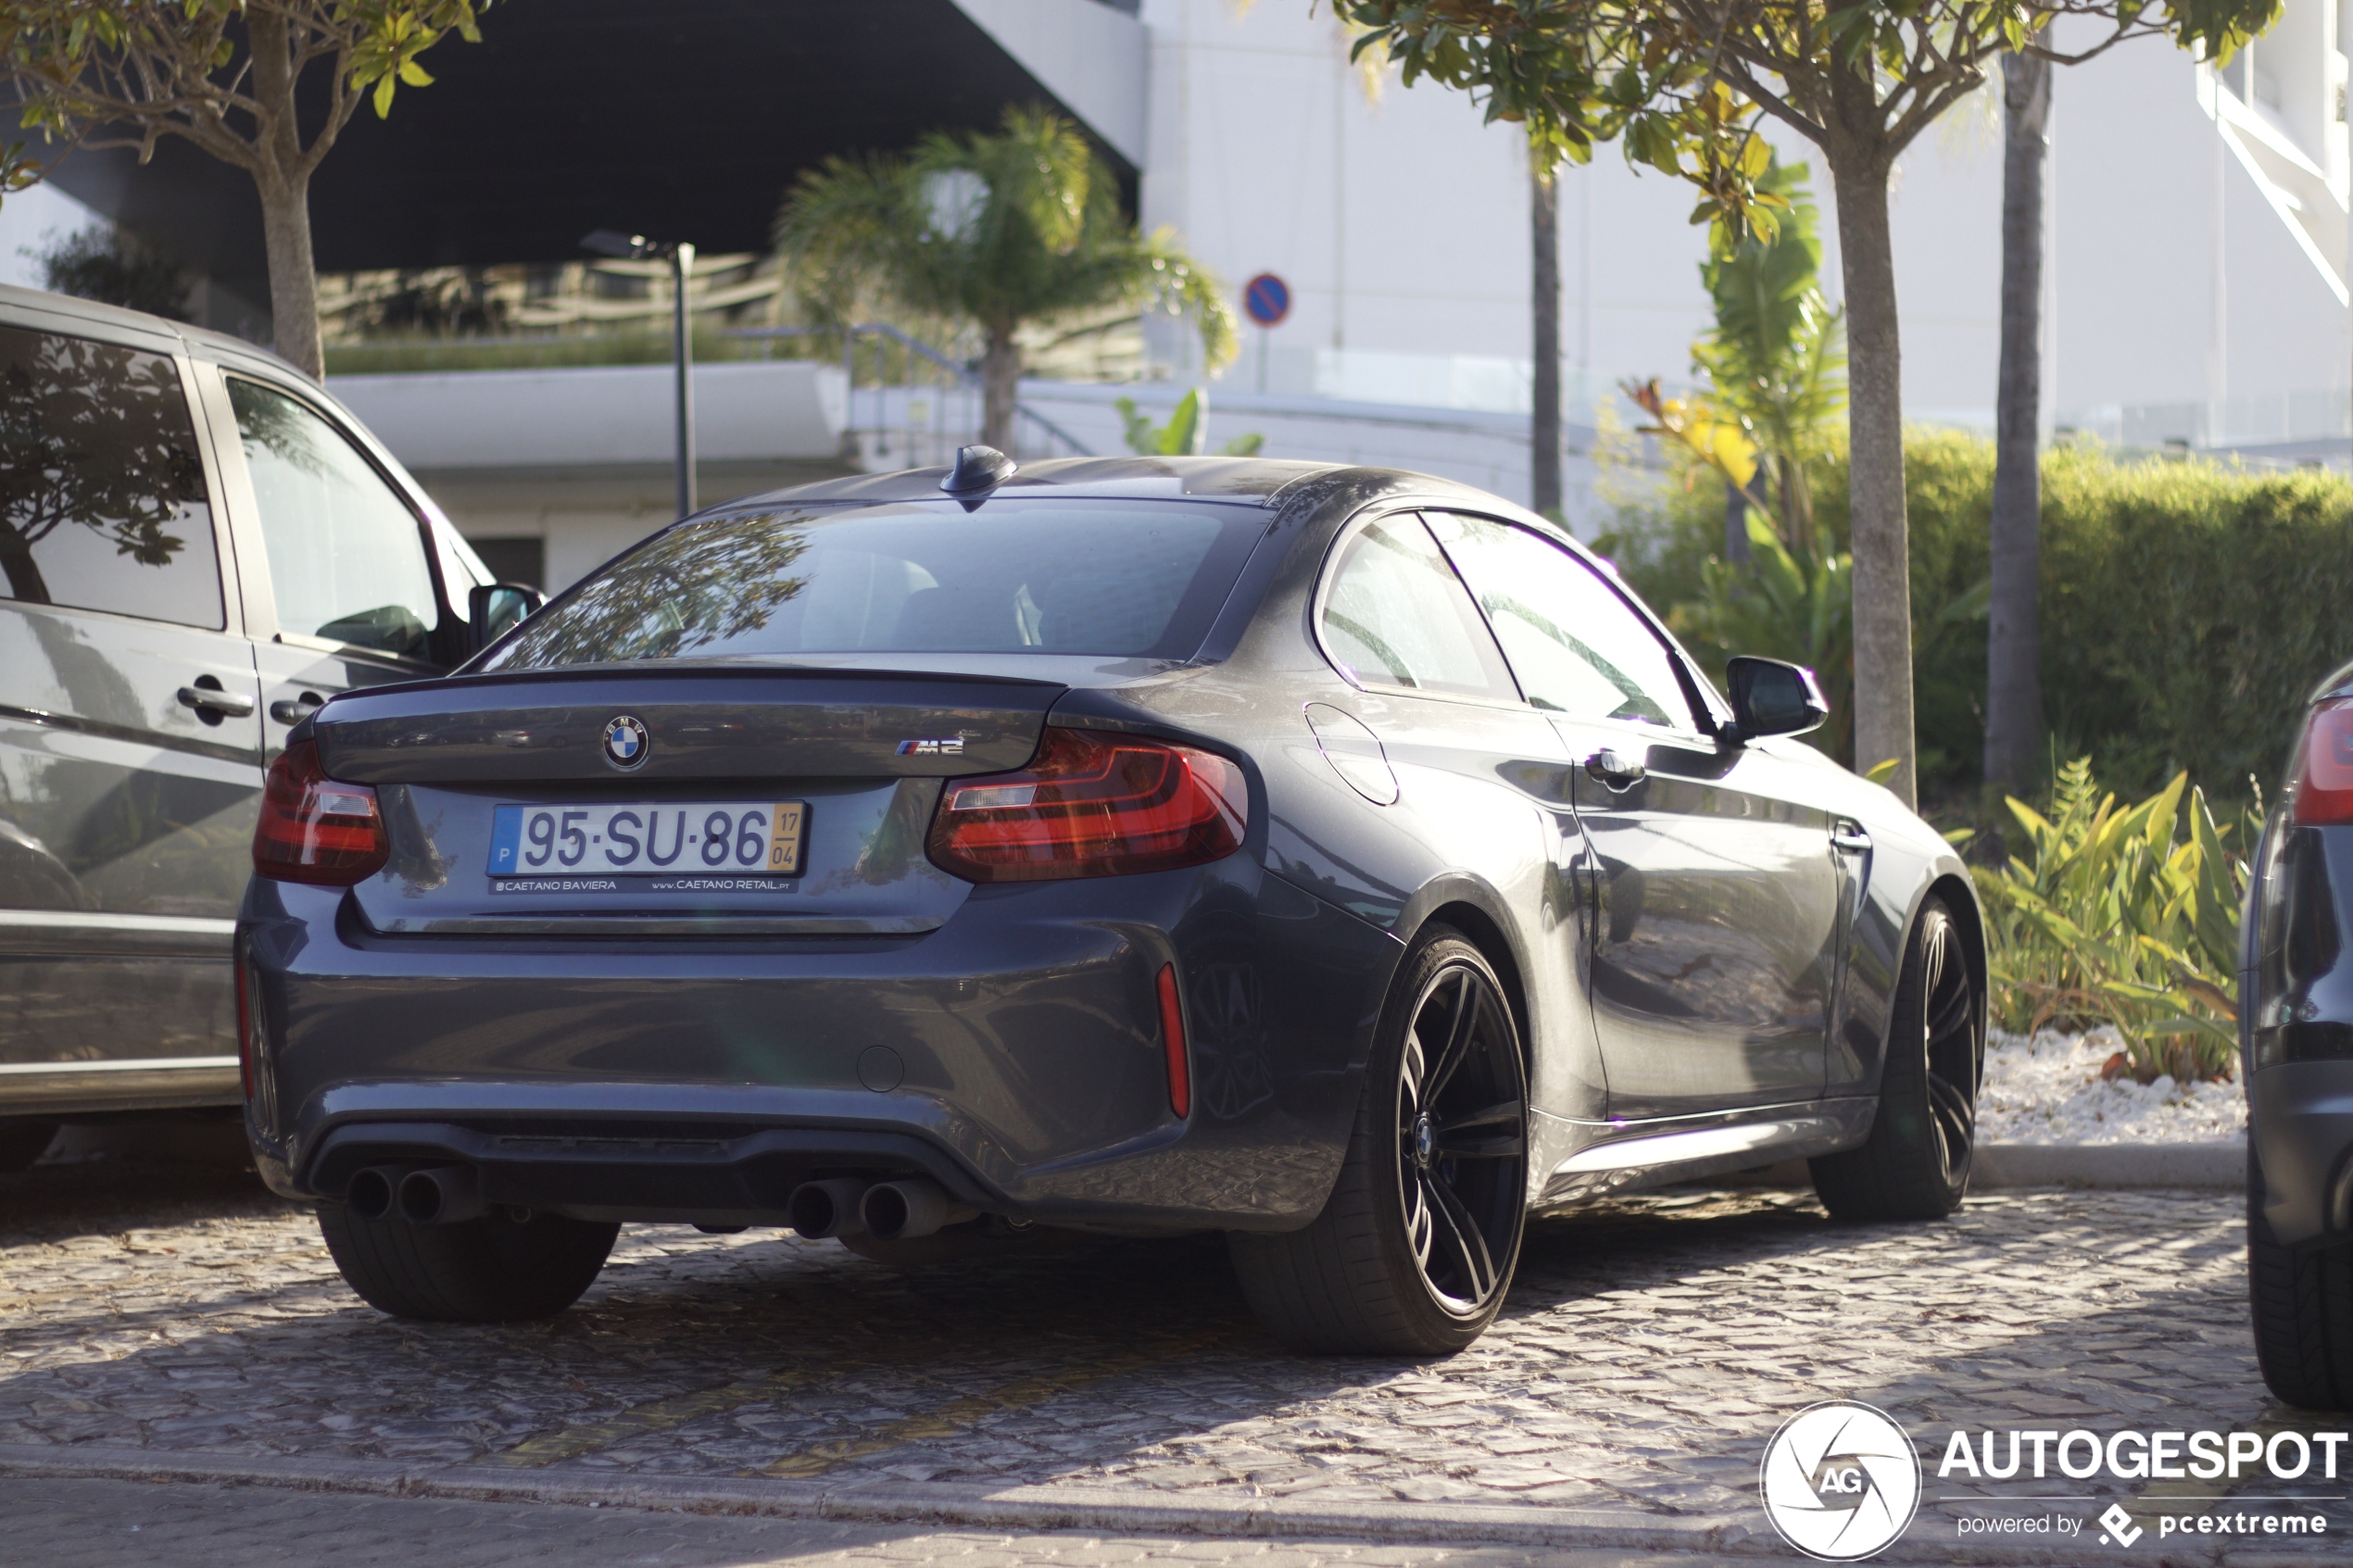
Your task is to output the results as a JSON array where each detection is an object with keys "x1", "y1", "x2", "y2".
[{"x1": 483, "y1": 499, "x2": 1266, "y2": 671}]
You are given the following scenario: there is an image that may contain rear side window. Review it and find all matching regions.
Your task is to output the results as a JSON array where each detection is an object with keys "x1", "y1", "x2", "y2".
[
  {"x1": 229, "y1": 378, "x2": 441, "y2": 659},
  {"x1": 484, "y1": 499, "x2": 1265, "y2": 670},
  {"x1": 0, "y1": 326, "x2": 220, "y2": 628},
  {"x1": 1316, "y1": 512, "x2": 1516, "y2": 700}
]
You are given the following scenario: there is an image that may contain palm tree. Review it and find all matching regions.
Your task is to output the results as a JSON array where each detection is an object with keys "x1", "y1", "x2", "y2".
[{"x1": 775, "y1": 107, "x2": 1237, "y2": 452}]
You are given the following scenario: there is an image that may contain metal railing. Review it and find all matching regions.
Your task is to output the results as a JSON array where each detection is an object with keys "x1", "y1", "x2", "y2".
[{"x1": 724, "y1": 324, "x2": 1093, "y2": 467}]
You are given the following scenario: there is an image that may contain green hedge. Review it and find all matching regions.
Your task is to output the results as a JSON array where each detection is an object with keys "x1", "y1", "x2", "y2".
[{"x1": 1603, "y1": 432, "x2": 2353, "y2": 802}]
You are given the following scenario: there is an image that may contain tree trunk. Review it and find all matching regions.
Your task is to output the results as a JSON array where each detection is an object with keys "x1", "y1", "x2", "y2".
[
  {"x1": 253, "y1": 169, "x2": 322, "y2": 380},
  {"x1": 980, "y1": 323, "x2": 1019, "y2": 453},
  {"x1": 1828, "y1": 152, "x2": 1916, "y2": 803},
  {"x1": 0, "y1": 525, "x2": 49, "y2": 603},
  {"x1": 1985, "y1": 53, "x2": 2051, "y2": 799},
  {"x1": 1724, "y1": 479, "x2": 1752, "y2": 563},
  {"x1": 243, "y1": 11, "x2": 324, "y2": 382},
  {"x1": 1529, "y1": 165, "x2": 1562, "y2": 519}
]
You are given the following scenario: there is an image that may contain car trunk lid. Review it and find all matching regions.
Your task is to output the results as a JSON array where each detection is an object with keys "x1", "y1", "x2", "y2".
[{"x1": 311, "y1": 668, "x2": 1060, "y2": 936}]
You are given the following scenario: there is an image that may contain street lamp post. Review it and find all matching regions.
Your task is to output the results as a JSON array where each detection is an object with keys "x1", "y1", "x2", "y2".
[{"x1": 583, "y1": 229, "x2": 697, "y2": 519}]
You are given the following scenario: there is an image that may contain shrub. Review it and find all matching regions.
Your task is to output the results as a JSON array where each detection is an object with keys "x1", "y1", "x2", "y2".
[
  {"x1": 1963, "y1": 758, "x2": 2259, "y2": 1082},
  {"x1": 1597, "y1": 432, "x2": 2353, "y2": 805}
]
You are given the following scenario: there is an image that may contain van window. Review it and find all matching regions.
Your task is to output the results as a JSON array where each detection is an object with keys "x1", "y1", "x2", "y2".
[
  {"x1": 229, "y1": 379, "x2": 440, "y2": 659},
  {"x1": 0, "y1": 327, "x2": 221, "y2": 628}
]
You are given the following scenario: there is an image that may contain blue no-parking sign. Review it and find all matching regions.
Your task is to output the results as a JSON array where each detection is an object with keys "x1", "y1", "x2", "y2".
[{"x1": 1243, "y1": 272, "x2": 1290, "y2": 328}]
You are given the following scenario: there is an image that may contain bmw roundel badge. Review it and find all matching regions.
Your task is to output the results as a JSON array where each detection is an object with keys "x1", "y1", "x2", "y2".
[{"x1": 602, "y1": 715, "x2": 650, "y2": 771}]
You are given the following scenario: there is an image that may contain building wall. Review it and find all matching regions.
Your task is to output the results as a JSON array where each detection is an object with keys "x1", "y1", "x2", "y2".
[{"x1": 1138, "y1": 0, "x2": 2350, "y2": 485}]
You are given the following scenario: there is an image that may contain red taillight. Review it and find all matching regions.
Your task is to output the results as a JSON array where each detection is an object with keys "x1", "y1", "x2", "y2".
[
  {"x1": 2294, "y1": 702, "x2": 2353, "y2": 826},
  {"x1": 1157, "y1": 964, "x2": 1189, "y2": 1119},
  {"x1": 252, "y1": 739, "x2": 388, "y2": 884},
  {"x1": 926, "y1": 726, "x2": 1247, "y2": 883}
]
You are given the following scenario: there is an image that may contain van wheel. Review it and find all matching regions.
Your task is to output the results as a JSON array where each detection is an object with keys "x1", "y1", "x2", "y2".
[
  {"x1": 1811, "y1": 896, "x2": 1978, "y2": 1222},
  {"x1": 1228, "y1": 926, "x2": 1528, "y2": 1355},
  {"x1": 2248, "y1": 1144, "x2": 2353, "y2": 1411},
  {"x1": 319, "y1": 1200, "x2": 618, "y2": 1322}
]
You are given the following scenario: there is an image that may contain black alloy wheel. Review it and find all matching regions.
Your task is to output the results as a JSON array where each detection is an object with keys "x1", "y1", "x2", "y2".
[
  {"x1": 1918, "y1": 912, "x2": 1980, "y2": 1182},
  {"x1": 1396, "y1": 960, "x2": 1529, "y2": 1315},
  {"x1": 1812, "y1": 896, "x2": 1979, "y2": 1221},
  {"x1": 1228, "y1": 927, "x2": 1529, "y2": 1355}
]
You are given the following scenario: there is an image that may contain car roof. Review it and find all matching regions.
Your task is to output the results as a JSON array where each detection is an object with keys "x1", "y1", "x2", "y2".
[
  {"x1": 735, "y1": 454, "x2": 1553, "y2": 521},
  {"x1": 0, "y1": 282, "x2": 304, "y2": 381}
]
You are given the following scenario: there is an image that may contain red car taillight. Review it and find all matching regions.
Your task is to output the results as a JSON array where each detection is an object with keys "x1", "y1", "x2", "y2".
[
  {"x1": 252, "y1": 740, "x2": 388, "y2": 884},
  {"x1": 2294, "y1": 701, "x2": 2353, "y2": 827},
  {"x1": 926, "y1": 726, "x2": 1247, "y2": 883}
]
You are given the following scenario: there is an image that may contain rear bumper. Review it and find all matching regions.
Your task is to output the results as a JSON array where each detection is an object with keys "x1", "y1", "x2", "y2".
[
  {"x1": 239, "y1": 859, "x2": 1399, "y2": 1232},
  {"x1": 2249, "y1": 1060, "x2": 2353, "y2": 1248}
]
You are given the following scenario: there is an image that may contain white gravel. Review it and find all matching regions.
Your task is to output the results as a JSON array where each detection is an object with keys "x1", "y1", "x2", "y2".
[{"x1": 1977, "y1": 1026, "x2": 2247, "y2": 1146}]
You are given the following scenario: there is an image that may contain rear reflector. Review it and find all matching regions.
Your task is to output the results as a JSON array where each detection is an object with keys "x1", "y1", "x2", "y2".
[
  {"x1": 2295, "y1": 702, "x2": 2353, "y2": 826},
  {"x1": 1157, "y1": 964, "x2": 1190, "y2": 1119},
  {"x1": 926, "y1": 725, "x2": 1246, "y2": 883},
  {"x1": 252, "y1": 739, "x2": 389, "y2": 884}
]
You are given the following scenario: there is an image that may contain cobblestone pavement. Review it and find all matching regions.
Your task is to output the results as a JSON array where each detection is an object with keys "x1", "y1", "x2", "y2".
[
  {"x1": 2, "y1": 1152, "x2": 2344, "y2": 1562},
  {"x1": 18, "y1": 1474, "x2": 1693, "y2": 1568}
]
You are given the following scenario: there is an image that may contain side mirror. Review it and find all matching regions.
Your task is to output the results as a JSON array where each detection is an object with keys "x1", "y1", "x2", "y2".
[
  {"x1": 1726, "y1": 655, "x2": 1828, "y2": 741},
  {"x1": 467, "y1": 582, "x2": 543, "y2": 657}
]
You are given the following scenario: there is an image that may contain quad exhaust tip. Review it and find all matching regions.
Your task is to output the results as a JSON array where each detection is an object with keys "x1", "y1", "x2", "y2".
[
  {"x1": 398, "y1": 1165, "x2": 487, "y2": 1225},
  {"x1": 860, "y1": 1177, "x2": 975, "y2": 1241},
  {"x1": 344, "y1": 1165, "x2": 489, "y2": 1225},
  {"x1": 786, "y1": 1177, "x2": 871, "y2": 1239},
  {"x1": 346, "y1": 1166, "x2": 398, "y2": 1223}
]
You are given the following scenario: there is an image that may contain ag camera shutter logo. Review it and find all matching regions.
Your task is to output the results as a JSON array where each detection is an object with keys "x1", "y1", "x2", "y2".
[{"x1": 1760, "y1": 1400, "x2": 1922, "y2": 1561}]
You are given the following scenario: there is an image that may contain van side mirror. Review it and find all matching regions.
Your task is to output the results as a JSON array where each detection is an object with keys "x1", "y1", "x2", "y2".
[
  {"x1": 467, "y1": 583, "x2": 542, "y2": 657},
  {"x1": 1726, "y1": 656, "x2": 1828, "y2": 742}
]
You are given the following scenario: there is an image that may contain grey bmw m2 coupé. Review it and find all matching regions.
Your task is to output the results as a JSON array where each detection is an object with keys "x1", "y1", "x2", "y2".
[{"x1": 239, "y1": 448, "x2": 1983, "y2": 1355}]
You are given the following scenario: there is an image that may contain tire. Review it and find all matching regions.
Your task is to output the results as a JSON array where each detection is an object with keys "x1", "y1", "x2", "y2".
[
  {"x1": 1228, "y1": 926, "x2": 1529, "y2": 1355},
  {"x1": 1811, "y1": 895, "x2": 1978, "y2": 1222},
  {"x1": 318, "y1": 1200, "x2": 618, "y2": 1322},
  {"x1": 2248, "y1": 1142, "x2": 2353, "y2": 1411},
  {"x1": 0, "y1": 1118, "x2": 60, "y2": 1173}
]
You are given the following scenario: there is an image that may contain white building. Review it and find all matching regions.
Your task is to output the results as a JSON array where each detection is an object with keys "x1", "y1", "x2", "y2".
[
  {"x1": 14, "y1": 0, "x2": 2338, "y2": 589},
  {"x1": 1105, "y1": 0, "x2": 2348, "y2": 473}
]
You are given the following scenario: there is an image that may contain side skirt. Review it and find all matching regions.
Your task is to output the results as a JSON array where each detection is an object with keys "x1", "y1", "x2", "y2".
[{"x1": 1527, "y1": 1097, "x2": 1878, "y2": 1210}]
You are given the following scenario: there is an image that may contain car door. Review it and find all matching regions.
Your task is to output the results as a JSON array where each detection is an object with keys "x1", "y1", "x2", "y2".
[
  {"x1": 1428, "y1": 510, "x2": 1843, "y2": 1120},
  {"x1": 198, "y1": 367, "x2": 462, "y2": 748},
  {"x1": 1300, "y1": 508, "x2": 1604, "y2": 1117},
  {"x1": 0, "y1": 319, "x2": 258, "y2": 1110}
]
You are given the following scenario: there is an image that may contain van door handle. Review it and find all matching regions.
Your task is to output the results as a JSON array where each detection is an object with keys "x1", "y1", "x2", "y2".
[
  {"x1": 1831, "y1": 820, "x2": 1871, "y2": 852},
  {"x1": 269, "y1": 691, "x2": 325, "y2": 725},
  {"x1": 1583, "y1": 747, "x2": 1645, "y2": 791},
  {"x1": 177, "y1": 684, "x2": 256, "y2": 718}
]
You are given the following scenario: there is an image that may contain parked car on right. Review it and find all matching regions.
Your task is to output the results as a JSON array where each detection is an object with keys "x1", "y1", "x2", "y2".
[{"x1": 2246, "y1": 659, "x2": 2353, "y2": 1409}]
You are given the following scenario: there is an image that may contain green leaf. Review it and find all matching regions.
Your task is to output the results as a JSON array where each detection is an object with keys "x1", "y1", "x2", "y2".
[{"x1": 1862, "y1": 758, "x2": 1901, "y2": 785}]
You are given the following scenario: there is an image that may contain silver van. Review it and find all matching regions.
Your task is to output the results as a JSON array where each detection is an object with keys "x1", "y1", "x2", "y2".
[{"x1": 0, "y1": 285, "x2": 535, "y2": 1168}]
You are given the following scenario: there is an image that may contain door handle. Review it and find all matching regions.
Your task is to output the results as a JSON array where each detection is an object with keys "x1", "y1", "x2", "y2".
[
  {"x1": 176, "y1": 684, "x2": 256, "y2": 719},
  {"x1": 1831, "y1": 820, "x2": 1872, "y2": 852},
  {"x1": 269, "y1": 691, "x2": 326, "y2": 725},
  {"x1": 1583, "y1": 747, "x2": 1645, "y2": 791}
]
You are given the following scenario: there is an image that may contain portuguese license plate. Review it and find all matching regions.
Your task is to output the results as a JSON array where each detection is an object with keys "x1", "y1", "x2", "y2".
[{"x1": 488, "y1": 801, "x2": 807, "y2": 878}]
